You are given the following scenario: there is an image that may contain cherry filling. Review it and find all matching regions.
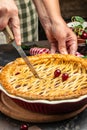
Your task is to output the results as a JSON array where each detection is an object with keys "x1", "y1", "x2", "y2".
[{"x1": 15, "y1": 72, "x2": 20, "y2": 75}]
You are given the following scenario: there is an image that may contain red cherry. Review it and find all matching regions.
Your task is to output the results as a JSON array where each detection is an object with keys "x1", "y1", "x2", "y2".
[
  {"x1": 54, "y1": 69, "x2": 61, "y2": 78},
  {"x1": 62, "y1": 73, "x2": 69, "y2": 81},
  {"x1": 20, "y1": 124, "x2": 28, "y2": 130},
  {"x1": 81, "y1": 31, "x2": 87, "y2": 39}
]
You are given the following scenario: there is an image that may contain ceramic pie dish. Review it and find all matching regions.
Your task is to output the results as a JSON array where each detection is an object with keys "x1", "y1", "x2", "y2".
[{"x1": 0, "y1": 54, "x2": 87, "y2": 114}]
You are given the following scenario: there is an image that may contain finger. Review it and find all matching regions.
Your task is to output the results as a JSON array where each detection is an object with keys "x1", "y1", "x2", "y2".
[
  {"x1": 58, "y1": 40, "x2": 68, "y2": 54},
  {"x1": 69, "y1": 41, "x2": 78, "y2": 55},
  {"x1": 10, "y1": 16, "x2": 21, "y2": 45},
  {"x1": 67, "y1": 29, "x2": 78, "y2": 55},
  {"x1": 0, "y1": 17, "x2": 9, "y2": 30},
  {"x1": 50, "y1": 42, "x2": 57, "y2": 53},
  {"x1": 66, "y1": 35, "x2": 78, "y2": 55}
]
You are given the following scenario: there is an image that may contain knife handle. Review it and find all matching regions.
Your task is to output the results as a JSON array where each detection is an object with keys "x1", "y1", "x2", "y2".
[{"x1": 3, "y1": 25, "x2": 14, "y2": 44}]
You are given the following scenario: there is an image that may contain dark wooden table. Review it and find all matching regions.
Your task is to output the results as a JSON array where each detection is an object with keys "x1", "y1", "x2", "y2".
[
  {"x1": 0, "y1": 110, "x2": 87, "y2": 130},
  {"x1": 0, "y1": 41, "x2": 87, "y2": 130}
]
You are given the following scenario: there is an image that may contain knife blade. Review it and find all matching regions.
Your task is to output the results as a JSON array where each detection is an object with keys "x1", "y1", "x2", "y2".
[
  {"x1": 12, "y1": 41, "x2": 39, "y2": 78},
  {"x1": 3, "y1": 25, "x2": 39, "y2": 78}
]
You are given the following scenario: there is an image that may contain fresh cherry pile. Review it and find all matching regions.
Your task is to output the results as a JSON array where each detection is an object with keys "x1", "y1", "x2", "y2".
[
  {"x1": 71, "y1": 25, "x2": 87, "y2": 39},
  {"x1": 54, "y1": 69, "x2": 69, "y2": 81},
  {"x1": 69, "y1": 16, "x2": 87, "y2": 40}
]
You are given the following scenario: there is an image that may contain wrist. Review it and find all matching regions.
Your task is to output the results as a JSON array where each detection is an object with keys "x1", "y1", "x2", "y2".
[
  {"x1": 40, "y1": 16, "x2": 51, "y2": 28},
  {"x1": 50, "y1": 16, "x2": 65, "y2": 25}
]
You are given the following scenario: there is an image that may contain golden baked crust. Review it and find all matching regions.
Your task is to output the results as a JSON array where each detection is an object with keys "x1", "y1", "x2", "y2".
[{"x1": 0, "y1": 54, "x2": 87, "y2": 101}]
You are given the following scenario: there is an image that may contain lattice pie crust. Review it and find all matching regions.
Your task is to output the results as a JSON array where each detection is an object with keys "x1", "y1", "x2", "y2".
[{"x1": 0, "y1": 54, "x2": 87, "y2": 101}]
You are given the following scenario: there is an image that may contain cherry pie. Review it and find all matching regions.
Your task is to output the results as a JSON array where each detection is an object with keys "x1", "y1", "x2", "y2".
[{"x1": 0, "y1": 54, "x2": 87, "y2": 101}]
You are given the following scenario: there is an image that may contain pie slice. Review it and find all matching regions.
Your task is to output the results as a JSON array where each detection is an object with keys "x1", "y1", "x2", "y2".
[{"x1": 0, "y1": 54, "x2": 87, "y2": 101}]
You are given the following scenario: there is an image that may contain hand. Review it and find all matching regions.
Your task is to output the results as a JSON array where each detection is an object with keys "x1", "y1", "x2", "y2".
[
  {"x1": 0, "y1": 0, "x2": 21, "y2": 45},
  {"x1": 44, "y1": 18, "x2": 77, "y2": 55},
  {"x1": 33, "y1": 0, "x2": 77, "y2": 55}
]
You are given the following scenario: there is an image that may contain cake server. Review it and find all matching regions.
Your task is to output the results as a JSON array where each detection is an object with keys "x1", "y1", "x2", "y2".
[{"x1": 3, "y1": 25, "x2": 39, "y2": 78}]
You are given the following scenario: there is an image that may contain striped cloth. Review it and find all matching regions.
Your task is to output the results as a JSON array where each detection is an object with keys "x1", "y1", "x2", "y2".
[{"x1": 15, "y1": 0, "x2": 38, "y2": 43}]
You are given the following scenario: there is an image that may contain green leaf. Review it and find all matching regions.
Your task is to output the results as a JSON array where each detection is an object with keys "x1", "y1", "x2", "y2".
[
  {"x1": 75, "y1": 24, "x2": 83, "y2": 29},
  {"x1": 78, "y1": 31, "x2": 83, "y2": 36},
  {"x1": 71, "y1": 16, "x2": 85, "y2": 23},
  {"x1": 84, "y1": 27, "x2": 87, "y2": 33},
  {"x1": 82, "y1": 56, "x2": 87, "y2": 58}
]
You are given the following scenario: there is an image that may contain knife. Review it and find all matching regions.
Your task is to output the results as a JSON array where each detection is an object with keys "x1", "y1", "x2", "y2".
[{"x1": 3, "y1": 25, "x2": 39, "y2": 78}]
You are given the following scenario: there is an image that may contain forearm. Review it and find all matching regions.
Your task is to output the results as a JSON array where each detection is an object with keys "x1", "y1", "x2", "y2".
[
  {"x1": 42, "y1": 0, "x2": 64, "y2": 24},
  {"x1": 33, "y1": 0, "x2": 51, "y2": 28}
]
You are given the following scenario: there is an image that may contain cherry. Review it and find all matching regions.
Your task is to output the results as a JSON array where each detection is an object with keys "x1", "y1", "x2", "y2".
[
  {"x1": 54, "y1": 69, "x2": 61, "y2": 78},
  {"x1": 20, "y1": 124, "x2": 28, "y2": 130},
  {"x1": 62, "y1": 73, "x2": 69, "y2": 81},
  {"x1": 81, "y1": 31, "x2": 87, "y2": 39}
]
